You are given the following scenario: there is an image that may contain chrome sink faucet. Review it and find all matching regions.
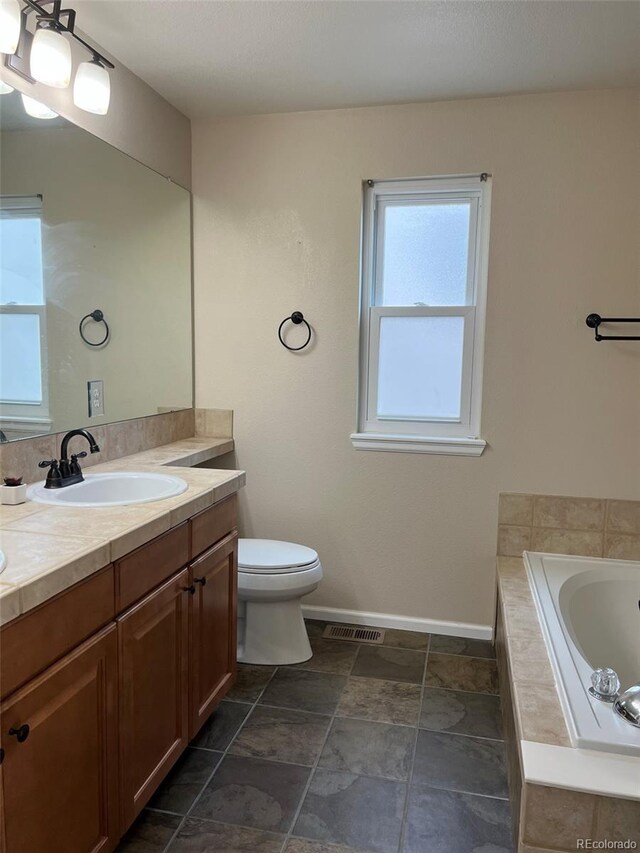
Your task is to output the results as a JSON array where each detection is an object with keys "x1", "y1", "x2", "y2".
[{"x1": 39, "y1": 429, "x2": 101, "y2": 489}]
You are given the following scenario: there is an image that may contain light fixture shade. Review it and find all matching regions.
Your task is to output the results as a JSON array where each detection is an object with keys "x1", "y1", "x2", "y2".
[
  {"x1": 30, "y1": 26, "x2": 72, "y2": 88},
  {"x1": 21, "y1": 93, "x2": 58, "y2": 120},
  {"x1": 0, "y1": 80, "x2": 14, "y2": 95},
  {"x1": 0, "y1": 0, "x2": 21, "y2": 56},
  {"x1": 73, "y1": 60, "x2": 110, "y2": 115}
]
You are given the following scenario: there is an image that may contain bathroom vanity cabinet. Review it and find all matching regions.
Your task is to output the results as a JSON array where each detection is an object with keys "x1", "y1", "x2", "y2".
[{"x1": 0, "y1": 494, "x2": 238, "y2": 853}]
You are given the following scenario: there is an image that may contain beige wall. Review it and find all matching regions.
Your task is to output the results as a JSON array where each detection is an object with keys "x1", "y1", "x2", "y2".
[
  {"x1": 192, "y1": 90, "x2": 640, "y2": 630},
  {"x1": 0, "y1": 34, "x2": 191, "y2": 188},
  {"x1": 1, "y1": 123, "x2": 192, "y2": 436}
]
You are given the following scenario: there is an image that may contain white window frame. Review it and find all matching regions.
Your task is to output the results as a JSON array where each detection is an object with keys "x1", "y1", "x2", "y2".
[
  {"x1": 351, "y1": 175, "x2": 491, "y2": 456},
  {"x1": 0, "y1": 195, "x2": 51, "y2": 434}
]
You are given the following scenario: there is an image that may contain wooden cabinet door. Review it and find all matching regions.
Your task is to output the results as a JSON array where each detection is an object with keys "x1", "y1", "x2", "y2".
[
  {"x1": 117, "y1": 569, "x2": 190, "y2": 831},
  {"x1": 189, "y1": 532, "x2": 238, "y2": 738},
  {"x1": 0, "y1": 625, "x2": 118, "y2": 853}
]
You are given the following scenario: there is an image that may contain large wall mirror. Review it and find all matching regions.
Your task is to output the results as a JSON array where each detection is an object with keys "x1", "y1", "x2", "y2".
[{"x1": 0, "y1": 89, "x2": 192, "y2": 443}]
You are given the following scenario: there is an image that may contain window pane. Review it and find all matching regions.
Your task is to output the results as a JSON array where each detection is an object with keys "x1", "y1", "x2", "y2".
[
  {"x1": 0, "y1": 314, "x2": 43, "y2": 402},
  {"x1": 380, "y1": 202, "x2": 470, "y2": 306},
  {"x1": 0, "y1": 215, "x2": 44, "y2": 305},
  {"x1": 377, "y1": 315, "x2": 464, "y2": 420}
]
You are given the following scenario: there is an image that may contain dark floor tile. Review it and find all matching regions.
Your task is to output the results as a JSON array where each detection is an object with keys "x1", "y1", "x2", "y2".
[
  {"x1": 230, "y1": 705, "x2": 331, "y2": 765},
  {"x1": 430, "y1": 635, "x2": 495, "y2": 659},
  {"x1": 260, "y1": 669, "x2": 347, "y2": 715},
  {"x1": 227, "y1": 664, "x2": 276, "y2": 703},
  {"x1": 293, "y1": 638, "x2": 359, "y2": 675},
  {"x1": 425, "y1": 654, "x2": 499, "y2": 694},
  {"x1": 382, "y1": 629, "x2": 430, "y2": 651},
  {"x1": 286, "y1": 839, "x2": 369, "y2": 852},
  {"x1": 148, "y1": 748, "x2": 221, "y2": 814},
  {"x1": 191, "y1": 754, "x2": 310, "y2": 833},
  {"x1": 351, "y1": 646, "x2": 425, "y2": 684},
  {"x1": 190, "y1": 700, "x2": 250, "y2": 751},
  {"x1": 413, "y1": 730, "x2": 508, "y2": 798},
  {"x1": 305, "y1": 619, "x2": 330, "y2": 639},
  {"x1": 167, "y1": 817, "x2": 285, "y2": 852},
  {"x1": 420, "y1": 688, "x2": 503, "y2": 740},
  {"x1": 294, "y1": 769, "x2": 405, "y2": 853},
  {"x1": 337, "y1": 677, "x2": 422, "y2": 726},
  {"x1": 318, "y1": 717, "x2": 414, "y2": 781},
  {"x1": 116, "y1": 809, "x2": 181, "y2": 852},
  {"x1": 402, "y1": 784, "x2": 512, "y2": 853}
]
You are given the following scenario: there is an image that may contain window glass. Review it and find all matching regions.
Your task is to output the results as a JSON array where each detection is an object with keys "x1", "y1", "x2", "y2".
[
  {"x1": 0, "y1": 313, "x2": 43, "y2": 403},
  {"x1": 0, "y1": 214, "x2": 44, "y2": 305}
]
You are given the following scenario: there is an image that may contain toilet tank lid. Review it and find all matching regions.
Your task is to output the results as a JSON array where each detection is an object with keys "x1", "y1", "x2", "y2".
[{"x1": 238, "y1": 538, "x2": 319, "y2": 570}]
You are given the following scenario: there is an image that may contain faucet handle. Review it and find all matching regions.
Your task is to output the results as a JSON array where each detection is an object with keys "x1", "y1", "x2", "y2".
[
  {"x1": 590, "y1": 667, "x2": 620, "y2": 702},
  {"x1": 38, "y1": 459, "x2": 58, "y2": 468},
  {"x1": 39, "y1": 459, "x2": 63, "y2": 489},
  {"x1": 71, "y1": 452, "x2": 88, "y2": 460}
]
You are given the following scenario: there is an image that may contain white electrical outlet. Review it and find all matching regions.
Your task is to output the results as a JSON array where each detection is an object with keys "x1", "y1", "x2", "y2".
[{"x1": 88, "y1": 380, "x2": 105, "y2": 417}]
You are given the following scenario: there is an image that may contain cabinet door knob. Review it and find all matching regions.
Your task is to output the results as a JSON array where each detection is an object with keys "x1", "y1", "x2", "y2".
[
  {"x1": 182, "y1": 585, "x2": 196, "y2": 595},
  {"x1": 194, "y1": 576, "x2": 207, "y2": 586},
  {"x1": 8, "y1": 724, "x2": 30, "y2": 743}
]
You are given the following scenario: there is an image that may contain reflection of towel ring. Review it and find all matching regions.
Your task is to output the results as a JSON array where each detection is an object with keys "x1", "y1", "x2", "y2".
[
  {"x1": 79, "y1": 309, "x2": 110, "y2": 347},
  {"x1": 278, "y1": 311, "x2": 312, "y2": 351}
]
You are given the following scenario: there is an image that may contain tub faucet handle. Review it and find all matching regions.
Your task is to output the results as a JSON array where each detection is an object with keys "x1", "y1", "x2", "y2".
[{"x1": 589, "y1": 667, "x2": 620, "y2": 702}]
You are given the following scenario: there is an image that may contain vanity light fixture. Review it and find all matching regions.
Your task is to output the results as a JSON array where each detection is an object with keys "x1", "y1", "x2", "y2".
[
  {"x1": 30, "y1": 20, "x2": 71, "y2": 87},
  {"x1": 5, "y1": 0, "x2": 115, "y2": 115},
  {"x1": 73, "y1": 56, "x2": 110, "y2": 115},
  {"x1": 21, "y1": 91, "x2": 57, "y2": 118},
  {"x1": 0, "y1": 81, "x2": 15, "y2": 94},
  {"x1": 0, "y1": 0, "x2": 21, "y2": 55}
]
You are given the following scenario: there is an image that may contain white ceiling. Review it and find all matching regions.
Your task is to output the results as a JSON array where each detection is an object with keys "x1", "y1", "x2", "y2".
[{"x1": 75, "y1": 0, "x2": 640, "y2": 119}]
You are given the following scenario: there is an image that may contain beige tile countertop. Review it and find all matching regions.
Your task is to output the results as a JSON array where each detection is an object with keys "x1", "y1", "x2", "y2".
[{"x1": 0, "y1": 436, "x2": 243, "y2": 627}]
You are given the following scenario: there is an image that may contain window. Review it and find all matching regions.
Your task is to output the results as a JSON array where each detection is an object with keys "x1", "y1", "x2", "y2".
[
  {"x1": 352, "y1": 175, "x2": 491, "y2": 456},
  {"x1": 0, "y1": 195, "x2": 49, "y2": 431}
]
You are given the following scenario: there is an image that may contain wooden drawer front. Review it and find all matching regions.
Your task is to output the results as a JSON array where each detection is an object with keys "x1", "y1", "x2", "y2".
[
  {"x1": 190, "y1": 494, "x2": 237, "y2": 559},
  {"x1": 117, "y1": 568, "x2": 190, "y2": 831},
  {"x1": 0, "y1": 565, "x2": 115, "y2": 701},
  {"x1": 1, "y1": 625, "x2": 119, "y2": 853},
  {"x1": 116, "y1": 522, "x2": 189, "y2": 611}
]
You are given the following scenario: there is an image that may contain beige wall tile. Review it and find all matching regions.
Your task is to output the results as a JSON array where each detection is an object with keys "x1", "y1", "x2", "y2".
[
  {"x1": 594, "y1": 795, "x2": 640, "y2": 843},
  {"x1": 498, "y1": 525, "x2": 532, "y2": 557},
  {"x1": 523, "y1": 784, "x2": 597, "y2": 850},
  {"x1": 195, "y1": 408, "x2": 234, "y2": 438},
  {"x1": 497, "y1": 556, "x2": 527, "y2": 579},
  {"x1": 603, "y1": 533, "x2": 640, "y2": 561},
  {"x1": 0, "y1": 434, "x2": 56, "y2": 486},
  {"x1": 512, "y1": 682, "x2": 570, "y2": 746},
  {"x1": 531, "y1": 528, "x2": 603, "y2": 557},
  {"x1": 533, "y1": 496, "x2": 605, "y2": 531},
  {"x1": 507, "y1": 637, "x2": 555, "y2": 684},
  {"x1": 502, "y1": 603, "x2": 543, "y2": 640},
  {"x1": 606, "y1": 499, "x2": 640, "y2": 534},
  {"x1": 499, "y1": 493, "x2": 535, "y2": 526}
]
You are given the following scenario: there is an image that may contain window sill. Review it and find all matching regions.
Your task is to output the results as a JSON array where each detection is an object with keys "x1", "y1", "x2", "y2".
[{"x1": 350, "y1": 432, "x2": 487, "y2": 456}]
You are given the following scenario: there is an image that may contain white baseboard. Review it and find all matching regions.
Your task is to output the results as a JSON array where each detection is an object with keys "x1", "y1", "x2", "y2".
[{"x1": 301, "y1": 605, "x2": 493, "y2": 641}]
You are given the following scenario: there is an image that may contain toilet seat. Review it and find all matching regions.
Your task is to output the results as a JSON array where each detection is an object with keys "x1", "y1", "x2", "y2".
[{"x1": 238, "y1": 538, "x2": 319, "y2": 574}]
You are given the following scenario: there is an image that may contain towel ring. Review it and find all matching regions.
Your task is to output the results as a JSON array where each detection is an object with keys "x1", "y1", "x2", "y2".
[
  {"x1": 79, "y1": 309, "x2": 110, "y2": 347},
  {"x1": 278, "y1": 311, "x2": 312, "y2": 351}
]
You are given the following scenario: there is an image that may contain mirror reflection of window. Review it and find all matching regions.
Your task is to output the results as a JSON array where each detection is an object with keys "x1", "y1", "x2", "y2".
[{"x1": 0, "y1": 195, "x2": 49, "y2": 431}]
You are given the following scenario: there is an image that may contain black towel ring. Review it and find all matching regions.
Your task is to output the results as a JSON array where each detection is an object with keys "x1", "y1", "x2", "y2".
[
  {"x1": 278, "y1": 311, "x2": 312, "y2": 351},
  {"x1": 79, "y1": 309, "x2": 110, "y2": 347}
]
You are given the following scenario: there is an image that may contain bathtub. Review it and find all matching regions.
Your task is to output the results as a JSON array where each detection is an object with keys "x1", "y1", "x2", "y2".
[{"x1": 524, "y1": 551, "x2": 640, "y2": 757}]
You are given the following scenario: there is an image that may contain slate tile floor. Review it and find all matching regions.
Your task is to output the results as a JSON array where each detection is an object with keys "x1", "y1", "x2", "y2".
[{"x1": 117, "y1": 622, "x2": 513, "y2": 853}]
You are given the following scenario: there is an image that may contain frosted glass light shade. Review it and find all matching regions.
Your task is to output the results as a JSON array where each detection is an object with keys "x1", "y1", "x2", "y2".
[
  {"x1": 73, "y1": 61, "x2": 110, "y2": 114},
  {"x1": 0, "y1": 0, "x2": 21, "y2": 56},
  {"x1": 21, "y1": 93, "x2": 58, "y2": 120},
  {"x1": 0, "y1": 81, "x2": 14, "y2": 95},
  {"x1": 30, "y1": 27, "x2": 72, "y2": 88}
]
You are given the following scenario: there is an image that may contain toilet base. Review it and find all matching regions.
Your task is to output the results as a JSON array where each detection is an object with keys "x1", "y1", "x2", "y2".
[{"x1": 238, "y1": 599, "x2": 312, "y2": 665}]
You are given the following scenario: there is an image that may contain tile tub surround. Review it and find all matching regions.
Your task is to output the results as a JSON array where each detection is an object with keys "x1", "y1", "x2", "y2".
[
  {"x1": 117, "y1": 622, "x2": 512, "y2": 853},
  {"x1": 496, "y1": 557, "x2": 640, "y2": 852},
  {"x1": 0, "y1": 436, "x2": 243, "y2": 626},
  {"x1": 497, "y1": 493, "x2": 640, "y2": 561}
]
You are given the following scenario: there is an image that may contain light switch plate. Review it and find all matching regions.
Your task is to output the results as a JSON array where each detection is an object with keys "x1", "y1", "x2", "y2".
[{"x1": 88, "y1": 380, "x2": 105, "y2": 418}]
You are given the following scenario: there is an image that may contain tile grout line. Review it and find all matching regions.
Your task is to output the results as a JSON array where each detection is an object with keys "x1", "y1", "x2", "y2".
[
  {"x1": 160, "y1": 665, "x2": 280, "y2": 852},
  {"x1": 396, "y1": 633, "x2": 431, "y2": 853},
  {"x1": 278, "y1": 639, "x2": 365, "y2": 852}
]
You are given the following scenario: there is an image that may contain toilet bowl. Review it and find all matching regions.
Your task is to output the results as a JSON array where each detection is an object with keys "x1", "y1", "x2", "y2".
[{"x1": 237, "y1": 538, "x2": 323, "y2": 665}]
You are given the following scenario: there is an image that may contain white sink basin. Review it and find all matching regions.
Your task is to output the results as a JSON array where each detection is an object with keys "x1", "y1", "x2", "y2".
[{"x1": 27, "y1": 472, "x2": 188, "y2": 508}]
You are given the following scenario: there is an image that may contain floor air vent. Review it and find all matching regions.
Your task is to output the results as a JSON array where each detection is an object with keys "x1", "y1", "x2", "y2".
[{"x1": 323, "y1": 624, "x2": 385, "y2": 644}]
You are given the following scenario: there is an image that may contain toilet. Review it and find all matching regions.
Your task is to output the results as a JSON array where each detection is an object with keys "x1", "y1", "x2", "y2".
[{"x1": 237, "y1": 538, "x2": 323, "y2": 665}]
